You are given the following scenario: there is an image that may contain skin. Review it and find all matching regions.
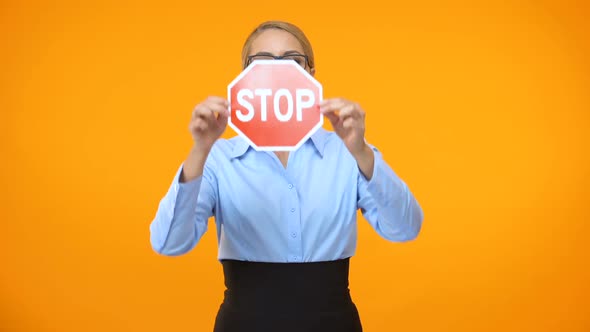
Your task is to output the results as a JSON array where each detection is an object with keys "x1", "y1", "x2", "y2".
[{"x1": 180, "y1": 29, "x2": 374, "y2": 182}]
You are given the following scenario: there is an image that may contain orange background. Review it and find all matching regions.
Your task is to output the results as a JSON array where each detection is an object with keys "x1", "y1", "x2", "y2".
[{"x1": 1, "y1": 0, "x2": 589, "y2": 331}]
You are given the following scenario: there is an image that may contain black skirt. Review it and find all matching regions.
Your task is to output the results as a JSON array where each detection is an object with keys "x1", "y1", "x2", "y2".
[{"x1": 213, "y1": 258, "x2": 363, "y2": 332}]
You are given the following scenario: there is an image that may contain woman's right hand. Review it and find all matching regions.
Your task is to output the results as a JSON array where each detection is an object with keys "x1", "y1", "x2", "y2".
[
  {"x1": 180, "y1": 96, "x2": 229, "y2": 182},
  {"x1": 189, "y1": 96, "x2": 230, "y2": 151}
]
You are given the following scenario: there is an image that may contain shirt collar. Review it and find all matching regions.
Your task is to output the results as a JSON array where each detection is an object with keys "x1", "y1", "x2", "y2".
[
  {"x1": 230, "y1": 128, "x2": 328, "y2": 159},
  {"x1": 309, "y1": 128, "x2": 327, "y2": 158},
  {"x1": 229, "y1": 137, "x2": 251, "y2": 159}
]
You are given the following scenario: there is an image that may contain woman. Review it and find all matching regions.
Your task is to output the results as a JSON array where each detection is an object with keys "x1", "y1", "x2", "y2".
[{"x1": 150, "y1": 20, "x2": 424, "y2": 332}]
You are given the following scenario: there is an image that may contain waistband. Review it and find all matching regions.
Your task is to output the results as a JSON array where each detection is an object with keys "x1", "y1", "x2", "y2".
[{"x1": 220, "y1": 258, "x2": 353, "y2": 313}]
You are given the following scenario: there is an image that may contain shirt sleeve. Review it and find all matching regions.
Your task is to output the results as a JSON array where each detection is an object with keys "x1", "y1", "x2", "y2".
[
  {"x1": 149, "y1": 158, "x2": 217, "y2": 256},
  {"x1": 357, "y1": 146, "x2": 424, "y2": 242}
]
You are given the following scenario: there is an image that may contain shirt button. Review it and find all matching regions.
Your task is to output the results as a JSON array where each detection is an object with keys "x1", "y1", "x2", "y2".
[
  {"x1": 291, "y1": 232, "x2": 297, "y2": 238},
  {"x1": 290, "y1": 208, "x2": 295, "y2": 212},
  {"x1": 288, "y1": 184, "x2": 293, "y2": 189}
]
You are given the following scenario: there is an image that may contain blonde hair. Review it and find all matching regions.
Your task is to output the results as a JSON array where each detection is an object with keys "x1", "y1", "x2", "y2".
[{"x1": 241, "y1": 21, "x2": 315, "y2": 70}]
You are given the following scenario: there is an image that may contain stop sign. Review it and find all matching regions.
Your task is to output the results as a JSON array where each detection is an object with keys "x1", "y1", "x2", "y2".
[{"x1": 227, "y1": 60, "x2": 323, "y2": 151}]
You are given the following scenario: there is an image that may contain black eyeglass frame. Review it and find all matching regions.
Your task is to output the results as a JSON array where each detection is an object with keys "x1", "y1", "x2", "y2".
[{"x1": 246, "y1": 54, "x2": 310, "y2": 68}]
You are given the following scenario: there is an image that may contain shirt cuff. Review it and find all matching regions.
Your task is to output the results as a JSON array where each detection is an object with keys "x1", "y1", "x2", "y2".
[{"x1": 173, "y1": 164, "x2": 203, "y2": 208}]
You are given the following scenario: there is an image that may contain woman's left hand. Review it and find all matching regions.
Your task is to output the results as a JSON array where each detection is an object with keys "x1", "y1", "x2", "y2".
[{"x1": 320, "y1": 98, "x2": 375, "y2": 179}]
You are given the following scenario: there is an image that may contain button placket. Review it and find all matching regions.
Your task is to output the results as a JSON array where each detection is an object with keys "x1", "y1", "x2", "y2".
[{"x1": 285, "y1": 178, "x2": 302, "y2": 262}]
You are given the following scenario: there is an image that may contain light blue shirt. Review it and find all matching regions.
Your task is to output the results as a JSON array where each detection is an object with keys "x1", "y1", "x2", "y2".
[{"x1": 150, "y1": 128, "x2": 423, "y2": 262}]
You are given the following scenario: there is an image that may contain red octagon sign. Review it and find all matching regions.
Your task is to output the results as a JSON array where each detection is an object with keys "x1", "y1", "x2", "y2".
[{"x1": 228, "y1": 60, "x2": 323, "y2": 151}]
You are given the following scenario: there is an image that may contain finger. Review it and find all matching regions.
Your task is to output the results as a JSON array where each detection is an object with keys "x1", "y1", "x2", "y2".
[
  {"x1": 338, "y1": 104, "x2": 357, "y2": 120},
  {"x1": 319, "y1": 97, "x2": 346, "y2": 108},
  {"x1": 203, "y1": 99, "x2": 230, "y2": 117},
  {"x1": 215, "y1": 107, "x2": 229, "y2": 127},
  {"x1": 193, "y1": 105, "x2": 217, "y2": 122},
  {"x1": 205, "y1": 96, "x2": 229, "y2": 108},
  {"x1": 197, "y1": 119, "x2": 209, "y2": 131},
  {"x1": 189, "y1": 118, "x2": 208, "y2": 133},
  {"x1": 193, "y1": 97, "x2": 229, "y2": 117},
  {"x1": 194, "y1": 109, "x2": 223, "y2": 133},
  {"x1": 342, "y1": 116, "x2": 356, "y2": 129},
  {"x1": 320, "y1": 98, "x2": 349, "y2": 114},
  {"x1": 320, "y1": 98, "x2": 347, "y2": 114},
  {"x1": 323, "y1": 110, "x2": 341, "y2": 127},
  {"x1": 206, "y1": 103, "x2": 229, "y2": 116}
]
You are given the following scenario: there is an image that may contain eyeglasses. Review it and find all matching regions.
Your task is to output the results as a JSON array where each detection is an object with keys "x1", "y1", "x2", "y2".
[{"x1": 246, "y1": 53, "x2": 309, "y2": 68}]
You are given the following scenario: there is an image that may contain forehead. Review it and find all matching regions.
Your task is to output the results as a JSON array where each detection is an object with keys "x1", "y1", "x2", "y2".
[{"x1": 248, "y1": 29, "x2": 305, "y2": 55}]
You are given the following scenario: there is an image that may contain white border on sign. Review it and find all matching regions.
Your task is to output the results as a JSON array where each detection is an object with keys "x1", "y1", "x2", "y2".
[{"x1": 227, "y1": 59, "x2": 324, "y2": 152}]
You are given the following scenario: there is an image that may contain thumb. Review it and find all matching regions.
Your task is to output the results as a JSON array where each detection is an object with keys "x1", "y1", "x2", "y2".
[{"x1": 216, "y1": 109, "x2": 229, "y2": 127}]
